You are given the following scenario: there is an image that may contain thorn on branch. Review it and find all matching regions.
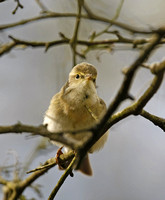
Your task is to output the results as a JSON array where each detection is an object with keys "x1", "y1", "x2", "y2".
[
  {"x1": 112, "y1": 30, "x2": 123, "y2": 40},
  {"x1": 59, "y1": 32, "x2": 69, "y2": 40},
  {"x1": 8, "y1": 35, "x2": 17, "y2": 43},
  {"x1": 75, "y1": 50, "x2": 86, "y2": 59},
  {"x1": 133, "y1": 38, "x2": 149, "y2": 48},
  {"x1": 35, "y1": 0, "x2": 49, "y2": 13},
  {"x1": 45, "y1": 43, "x2": 50, "y2": 52},
  {"x1": 12, "y1": 0, "x2": 24, "y2": 15},
  {"x1": 126, "y1": 93, "x2": 135, "y2": 101},
  {"x1": 121, "y1": 66, "x2": 129, "y2": 75}
]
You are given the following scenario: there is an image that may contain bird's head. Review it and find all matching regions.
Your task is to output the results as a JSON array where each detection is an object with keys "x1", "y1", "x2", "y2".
[{"x1": 68, "y1": 62, "x2": 97, "y2": 88}]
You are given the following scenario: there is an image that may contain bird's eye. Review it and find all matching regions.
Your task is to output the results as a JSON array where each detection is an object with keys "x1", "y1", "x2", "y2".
[
  {"x1": 75, "y1": 74, "x2": 80, "y2": 79},
  {"x1": 93, "y1": 78, "x2": 96, "y2": 83}
]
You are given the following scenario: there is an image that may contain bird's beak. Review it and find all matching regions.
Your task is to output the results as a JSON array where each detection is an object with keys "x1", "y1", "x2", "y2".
[{"x1": 85, "y1": 74, "x2": 93, "y2": 80}]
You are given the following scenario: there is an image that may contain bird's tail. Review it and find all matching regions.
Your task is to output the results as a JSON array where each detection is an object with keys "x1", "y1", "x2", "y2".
[{"x1": 78, "y1": 154, "x2": 92, "y2": 176}]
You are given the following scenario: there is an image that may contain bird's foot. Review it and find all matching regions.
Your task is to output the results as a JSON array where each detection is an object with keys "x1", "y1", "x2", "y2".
[
  {"x1": 55, "y1": 146, "x2": 74, "y2": 177},
  {"x1": 55, "y1": 146, "x2": 65, "y2": 170}
]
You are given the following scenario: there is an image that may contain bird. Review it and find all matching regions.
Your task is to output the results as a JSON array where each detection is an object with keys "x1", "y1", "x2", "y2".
[{"x1": 43, "y1": 62, "x2": 108, "y2": 176}]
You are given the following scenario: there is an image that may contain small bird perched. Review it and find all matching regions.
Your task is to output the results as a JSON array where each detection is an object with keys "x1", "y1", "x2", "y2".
[{"x1": 43, "y1": 62, "x2": 108, "y2": 176}]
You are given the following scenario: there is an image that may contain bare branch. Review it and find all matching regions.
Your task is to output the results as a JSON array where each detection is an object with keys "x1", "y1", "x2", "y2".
[
  {"x1": 48, "y1": 156, "x2": 76, "y2": 200},
  {"x1": 83, "y1": 1, "x2": 153, "y2": 34},
  {"x1": 73, "y1": 30, "x2": 165, "y2": 169},
  {"x1": 0, "y1": 36, "x2": 69, "y2": 56},
  {"x1": 1, "y1": 34, "x2": 165, "y2": 57},
  {"x1": 0, "y1": 41, "x2": 16, "y2": 57},
  {"x1": 0, "y1": 11, "x2": 153, "y2": 34},
  {"x1": 0, "y1": 151, "x2": 75, "y2": 199},
  {"x1": 0, "y1": 12, "x2": 78, "y2": 31},
  {"x1": 34, "y1": 0, "x2": 49, "y2": 13},
  {"x1": 142, "y1": 60, "x2": 165, "y2": 74},
  {"x1": 27, "y1": 151, "x2": 74, "y2": 174},
  {"x1": 97, "y1": 31, "x2": 165, "y2": 134},
  {"x1": 107, "y1": 71, "x2": 164, "y2": 129},
  {"x1": 88, "y1": 0, "x2": 124, "y2": 40},
  {"x1": 12, "y1": 0, "x2": 24, "y2": 15},
  {"x1": 140, "y1": 110, "x2": 165, "y2": 132},
  {"x1": 70, "y1": 0, "x2": 84, "y2": 65},
  {"x1": 0, "y1": 123, "x2": 80, "y2": 149}
]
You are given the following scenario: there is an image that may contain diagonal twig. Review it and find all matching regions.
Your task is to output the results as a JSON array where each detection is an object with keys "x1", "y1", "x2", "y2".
[{"x1": 48, "y1": 156, "x2": 76, "y2": 200}]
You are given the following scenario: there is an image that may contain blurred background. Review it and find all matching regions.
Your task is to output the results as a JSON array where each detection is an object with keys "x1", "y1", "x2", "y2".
[{"x1": 0, "y1": 0, "x2": 165, "y2": 199}]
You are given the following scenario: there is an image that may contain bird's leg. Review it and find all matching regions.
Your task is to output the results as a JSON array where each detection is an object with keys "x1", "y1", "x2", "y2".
[
  {"x1": 55, "y1": 146, "x2": 74, "y2": 177},
  {"x1": 55, "y1": 146, "x2": 65, "y2": 169}
]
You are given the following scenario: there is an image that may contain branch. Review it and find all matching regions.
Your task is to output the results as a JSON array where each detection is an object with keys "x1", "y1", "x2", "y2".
[
  {"x1": 12, "y1": 0, "x2": 24, "y2": 15},
  {"x1": 0, "y1": 36, "x2": 69, "y2": 56},
  {"x1": 107, "y1": 71, "x2": 164, "y2": 129},
  {"x1": 73, "y1": 29, "x2": 165, "y2": 169},
  {"x1": 26, "y1": 151, "x2": 74, "y2": 174},
  {"x1": 0, "y1": 12, "x2": 78, "y2": 31},
  {"x1": 0, "y1": 123, "x2": 73, "y2": 149},
  {"x1": 70, "y1": 0, "x2": 84, "y2": 65},
  {"x1": 2, "y1": 34, "x2": 165, "y2": 57},
  {"x1": 34, "y1": 0, "x2": 49, "y2": 13},
  {"x1": 140, "y1": 110, "x2": 165, "y2": 131},
  {"x1": 142, "y1": 59, "x2": 165, "y2": 74},
  {"x1": 102, "y1": 45, "x2": 165, "y2": 132},
  {"x1": 0, "y1": 123, "x2": 91, "y2": 150},
  {"x1": 0, "y1": 11, "x2": 153, "y2": 34},
  {"x1": 0, "y1": 151, "x2": 75, "y2": 200},
  {"x1": 83, "y1": 1, "x2": 153, "y2": 34},
  {"x1": 0, "y1": 41, "x2": 16, "y2": 57},
  {"x1": 88, "y1": 0, "x2": 124, "y2": 40},
  {"x1": 97, "y1": 30, "x2": 165, "y2": 134},
  {"x1": 48, "y1": 156, "x2": 76, "y2": 200}
]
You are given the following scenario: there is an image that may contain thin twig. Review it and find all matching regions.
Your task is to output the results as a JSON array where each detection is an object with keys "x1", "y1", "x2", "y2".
[
  {"x1": 89, "y1": 0, "x2": 124, "y2": 40},
  {"x1": 12, "y1": 0, "x2": 24, "y2": 15},
  {"x1": 70, "y1": 0, "x2": 84, "y2": 65},
  {"x1": 83, "y1": 1, "x2": 153, "y2": 34},
  {"x1": 27, "y1": 151, "x2": 75, "y2": 174},
  {"x1": 140, "y1": 110, "x2": 165, "y2": 131},
  {"x1": 34, "y1": 0, "x2": 49, "y2": 13},
  {"x1": 0, "y1": 11, "x2": 153, "y2": 34},
  {"x1": 48, "y1": 156, "x2": 76, "y2": 200},
  {"x1": 0, "y1": 12, "x2": 78, "y2": 31}
]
